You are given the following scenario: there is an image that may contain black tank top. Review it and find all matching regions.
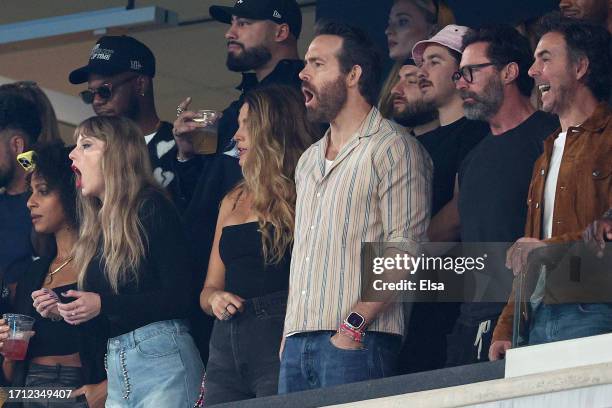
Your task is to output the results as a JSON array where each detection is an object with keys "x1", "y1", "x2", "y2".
[
  {"x1": 28, "y1": 282, "x2": 80, "y2": 358},
  {"x1": 219, "y1": 222, "x2": 290, "y2": 299}
]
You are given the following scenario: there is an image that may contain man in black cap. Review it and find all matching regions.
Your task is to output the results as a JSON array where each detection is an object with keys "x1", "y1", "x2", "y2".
[
  {"x1": 170, "y1": 0, "x2": 306, "y2": 368},
  {"x1": 173, "y1": 0, "x2": 304, "y2": 157},
  {"x1": 69, "y1": 36, "x2": 199, "y2": 208}
]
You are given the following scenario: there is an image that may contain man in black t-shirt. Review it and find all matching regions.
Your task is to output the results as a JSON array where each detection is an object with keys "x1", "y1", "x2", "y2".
[
  {"x1": 396, "y1": 26, "x2": 488, "y2": 374},
  {"x1": 412, "y1": 25, "x2": 489, "y2": 239},
  {"x1": 171, "y1": 0, "x2": 305, "y2": 367},
  {"x1": 448, "y1": 26, "x2": 559, "y2": 367}
]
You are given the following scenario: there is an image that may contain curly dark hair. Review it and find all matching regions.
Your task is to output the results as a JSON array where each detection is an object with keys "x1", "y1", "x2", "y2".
[
  {"x1": 537, "y1": 15, "x2": 611, "y2": 102},
  {"x1": 26, "y1": 141, "x2": 78, "y2": 229},
  {"x1": 462, "y1": 26, "x2": 535, "y2": 97}
]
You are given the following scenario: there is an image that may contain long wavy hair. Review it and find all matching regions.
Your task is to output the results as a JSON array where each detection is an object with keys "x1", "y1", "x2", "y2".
[
  {"x1": 238, "y1": 84, "x2": 319, "y2": 264},
  {"x1": 73, "y1": 116, "x2": 164, "y2": 292}
]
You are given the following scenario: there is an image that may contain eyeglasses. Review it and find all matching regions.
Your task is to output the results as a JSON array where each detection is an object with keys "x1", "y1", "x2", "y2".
[
  {"x1": 452, "y1": 62, "x2": 497, "y2": 83},
  {"x1": 79, "y1": 75, "x2": 137, "y2": 104},
  {"x1": 16, "y1": 151, "x2": 37, "y2": 173}
]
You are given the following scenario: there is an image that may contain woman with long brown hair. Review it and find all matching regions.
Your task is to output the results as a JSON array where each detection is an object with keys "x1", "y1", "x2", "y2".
[
  {"x1": 61, "y1": 116, "x2": 203, "y2": 407},
  {"x1": 199, "y1": 84, "x2": 319, "y2": 404}
]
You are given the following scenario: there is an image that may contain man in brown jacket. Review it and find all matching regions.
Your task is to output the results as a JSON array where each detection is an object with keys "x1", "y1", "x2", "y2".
[{"x1": 490, "y1": 17, "x2": 612, "y2": 360}]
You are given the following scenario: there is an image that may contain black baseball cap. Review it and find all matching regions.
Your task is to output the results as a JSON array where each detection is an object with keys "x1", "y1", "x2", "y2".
[
  {"x1": 210, "y1": 0, "x2": 302, "y2": 39},
  {"x1": 69, "y1": 36, "x2": 156, "y2": 85}
]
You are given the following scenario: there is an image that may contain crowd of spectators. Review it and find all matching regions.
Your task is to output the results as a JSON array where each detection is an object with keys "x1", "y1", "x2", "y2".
[{"x1": 0, "y1": 0, "x2": 610, "y2": 406}]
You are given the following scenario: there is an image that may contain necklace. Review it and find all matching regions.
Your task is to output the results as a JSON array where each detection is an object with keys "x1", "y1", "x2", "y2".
[{"x1": 45, "y1": 256, "x2": 74, "y2": 285}]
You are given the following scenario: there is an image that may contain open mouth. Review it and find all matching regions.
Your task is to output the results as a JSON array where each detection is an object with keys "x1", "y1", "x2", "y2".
[
  {"x1": 31, "y1": 214, "x2": 42, "y2": 223},
  {"x1": 538, "y1": 84, "x2": 551, "y2": 95},
  {"x1": 237, "y1": 147, "x2": 247, "y2": 157},
  {"x1": 71, "y1": 165, "x2": 82, "y2": 188},
  {"x1": 302, "y1": 87, "x2": 315, "y2": 105}
]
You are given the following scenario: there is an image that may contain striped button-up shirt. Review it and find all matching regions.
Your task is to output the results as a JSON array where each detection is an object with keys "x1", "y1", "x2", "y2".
[{"x1": 284, "y1": 107, "x2": 433, "y2": 336}]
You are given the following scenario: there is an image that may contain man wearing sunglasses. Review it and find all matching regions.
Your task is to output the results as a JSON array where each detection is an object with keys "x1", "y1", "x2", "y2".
[
  {"x1": 0, "y1": 93, "x2": 41, "y2": 298},
  {"x1": 446, "y1": 26, "x2": 559, "y2": 367},
  {"x1": 69, "y1": 36, "x2": 198, "y2": 207}
]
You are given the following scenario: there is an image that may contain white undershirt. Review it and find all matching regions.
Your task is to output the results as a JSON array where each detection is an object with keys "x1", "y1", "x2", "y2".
[
  {"x1": 325, "y1": 159, "x2": 334, "y2": 173},
  {"x1": 542, "y1": 131, "x2": 567, "y2": 239},
  {"x1": 144, "y1": 131, "x2": 156, "y2": 145}
]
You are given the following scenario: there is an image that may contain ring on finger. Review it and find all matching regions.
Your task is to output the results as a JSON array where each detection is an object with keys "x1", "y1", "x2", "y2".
[{"x1": 176, "y1": 106, "x2": 184, "y2": 116}]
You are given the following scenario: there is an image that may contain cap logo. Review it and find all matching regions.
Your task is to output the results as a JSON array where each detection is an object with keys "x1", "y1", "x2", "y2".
[
  {"x1": 130, "y1": 60, "x2": 143, "y2": 70},
  {"x1": 273, "y1": 10, "x2": 282, "y2": 18},
  {"x1": 90, "y1": 45, "x2": 113, "y2": 62}
]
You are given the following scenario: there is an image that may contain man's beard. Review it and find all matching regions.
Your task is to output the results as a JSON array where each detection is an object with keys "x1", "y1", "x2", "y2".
[
  {"x1": 226, "y1": 43, "x2": 272, "y2": 72},
  {"x1": 461, "y1": 75, "x2": 504, "y2": 121},
  {"x1": 393, "y1": 99, "x2": 438, "y2": 128},
  {"x1": 304, "y1": 75, "x2": 348, "y2": 124}
]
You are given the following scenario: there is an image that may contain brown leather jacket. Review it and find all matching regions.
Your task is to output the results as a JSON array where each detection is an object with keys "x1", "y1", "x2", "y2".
[{"x1": 493, "y1": 103, "x2": 612, "y2": 343}]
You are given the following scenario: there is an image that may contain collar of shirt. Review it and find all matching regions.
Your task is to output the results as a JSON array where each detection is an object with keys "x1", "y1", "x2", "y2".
[
  {"x1": 315, "y1": 107, "x2": 381, "y2": 177},
  {"x1": 567, "y1": 102, "x2": 611, "y2": 135},
  {"x1": 236, "y1": 59, "x2": 305, "y2": 92}
]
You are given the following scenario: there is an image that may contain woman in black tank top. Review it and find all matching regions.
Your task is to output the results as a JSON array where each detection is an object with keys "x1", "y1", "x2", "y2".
[{"x1": 199, "y1": 85, "x2": 320, "y2": 405}]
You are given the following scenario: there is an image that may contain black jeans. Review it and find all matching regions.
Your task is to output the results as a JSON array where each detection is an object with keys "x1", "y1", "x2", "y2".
[
  {"x1": 205, "y1": 291, "x2": 287, "y2": 405},
  {"x1": 23, "y1": 363, "x2": 86, "y2": 408}
]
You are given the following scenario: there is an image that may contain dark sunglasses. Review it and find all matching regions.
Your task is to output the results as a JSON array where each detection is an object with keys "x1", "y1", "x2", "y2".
[
  {"x1": 452, "y1": 62, "x2": 497, "y2": 84},
  {"x1": 79, "y1": 75, "x2": 137, "y2": 104}
]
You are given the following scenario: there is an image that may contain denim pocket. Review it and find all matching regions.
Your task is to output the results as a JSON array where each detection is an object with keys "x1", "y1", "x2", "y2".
[
  {"x1": 136, "y1": 332, "x2": 180, "y2": 358},
  {"x1": 327, "y1": 333, "x2": 367, "y2": 352},
  {"x1": 577, "y1": 303, "x2": 612, "y2": 314}
]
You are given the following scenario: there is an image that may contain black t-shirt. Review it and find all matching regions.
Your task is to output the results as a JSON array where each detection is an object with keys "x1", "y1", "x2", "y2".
[
  {"x1": 83, "y1": 189, "x2": 197, "y2": 338},
  {"x1": 418, "y1": 117, "x2": 489, "y2": 216},
  {"x1": 457, "y1": 111, "x2": 559, "y2": 323}
]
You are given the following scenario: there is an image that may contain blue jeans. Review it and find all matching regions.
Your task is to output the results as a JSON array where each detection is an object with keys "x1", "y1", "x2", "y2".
[
  {"x1": 205, "y1": 291, "x2": 286, "y2": 405},
  {"x1": 105, "y1": 319, "x2": 204, "y2": 408},
  {"x1": 278, "y1": 331, "x2": 401, "y2": 394},
  {"x1": 529, "y1": 303, "x2": 612, "y2": 345}
]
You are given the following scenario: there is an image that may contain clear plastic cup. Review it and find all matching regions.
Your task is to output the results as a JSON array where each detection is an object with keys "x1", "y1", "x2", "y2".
[
  {"x1": 190, "y1": 110, "x2": 222, "y2": 155},
  {"x1": 1, "y1": 313, "x2": 35, "y2": 360}
]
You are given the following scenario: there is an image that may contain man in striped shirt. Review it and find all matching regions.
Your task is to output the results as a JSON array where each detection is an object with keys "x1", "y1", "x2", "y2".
[{"x1": 278, "y1": 22, "x2": 433, "y2": 393}]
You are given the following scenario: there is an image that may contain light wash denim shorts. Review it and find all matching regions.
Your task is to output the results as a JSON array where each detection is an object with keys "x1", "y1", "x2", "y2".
[{"x1": 105, "y1": 319, "x2": 204, "y2": 408}]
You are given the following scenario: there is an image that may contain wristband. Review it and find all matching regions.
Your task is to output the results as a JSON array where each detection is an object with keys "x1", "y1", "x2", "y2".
[{"x1": 338, "y1": 322, "x2": 365, "y2": 343}]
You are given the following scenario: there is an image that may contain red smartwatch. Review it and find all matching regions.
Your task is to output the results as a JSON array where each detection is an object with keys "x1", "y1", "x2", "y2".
[{"x1": 338, "y1": 312, "x2": 366, "y2": 343}]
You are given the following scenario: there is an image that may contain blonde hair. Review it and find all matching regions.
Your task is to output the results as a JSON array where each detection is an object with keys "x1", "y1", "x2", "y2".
[
  {"x1": 73, "y1": 116, "x2": 165, "y2": 292},
  {"x1": 238, "y1": 85, "x2": 319, "y2": 264}
]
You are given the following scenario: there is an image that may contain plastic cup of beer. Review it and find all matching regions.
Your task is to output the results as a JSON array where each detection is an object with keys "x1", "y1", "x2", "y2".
[
  {"x1": 1, "y1": 313, "x2": 35, "y2": 360},
  {"x1": 191, "y1": 110, "x2": 222, "y2": 155}
]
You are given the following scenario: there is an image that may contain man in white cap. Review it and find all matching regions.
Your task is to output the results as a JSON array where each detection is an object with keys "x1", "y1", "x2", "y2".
[
  {"x1": 394, "y1": 26, "x2": 489, "y2": 372},
  {"x1": 411, "y1": 25, "x2": 489, "y2": 242}
]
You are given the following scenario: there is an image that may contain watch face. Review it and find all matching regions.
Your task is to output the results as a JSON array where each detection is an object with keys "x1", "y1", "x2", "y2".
[{"x1": 346, "y1": 312, "x2": 365, "y2": 329}]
